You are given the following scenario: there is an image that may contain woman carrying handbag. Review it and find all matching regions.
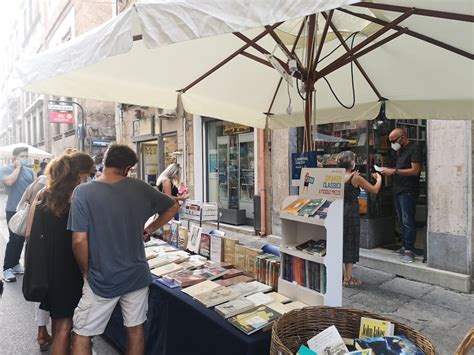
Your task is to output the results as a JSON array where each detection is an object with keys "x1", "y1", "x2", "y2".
[{"x1": 24, "y1": 152, "x2": 94, "y2": 355}]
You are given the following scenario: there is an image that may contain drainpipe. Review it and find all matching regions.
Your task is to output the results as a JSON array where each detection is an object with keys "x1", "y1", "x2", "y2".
[{"x1": 258, "y1": 128, "x2": 266, "y2": 236}]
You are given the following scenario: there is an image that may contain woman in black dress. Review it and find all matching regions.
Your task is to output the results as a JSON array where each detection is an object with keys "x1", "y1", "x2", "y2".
[
  {"x1": 29, "y1": 153, "x2": 94, "y2": 354},
  {"x1": 337, "y1": 151, "x2": 382, "y2": 287},
  {"x1": 157, "y1": 163, "x2": 188, "y2": 220}
]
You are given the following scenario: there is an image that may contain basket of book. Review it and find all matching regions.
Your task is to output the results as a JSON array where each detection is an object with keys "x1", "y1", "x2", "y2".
[{"x1": 270, "y1": 306, "x2": 435, "y2": 355}]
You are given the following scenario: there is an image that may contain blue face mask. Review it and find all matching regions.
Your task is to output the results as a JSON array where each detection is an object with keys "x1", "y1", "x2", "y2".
[{"x1": 20, "y1": 159, "x2": 29, "y2": 166}]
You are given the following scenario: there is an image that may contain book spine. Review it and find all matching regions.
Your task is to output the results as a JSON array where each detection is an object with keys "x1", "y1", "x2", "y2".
[
  {"x1": 320, "y1": 264, "x2": 326, "y2": 294},
  {"x1": 315, "y1": 263, "x2": 320, "y2": 292}
]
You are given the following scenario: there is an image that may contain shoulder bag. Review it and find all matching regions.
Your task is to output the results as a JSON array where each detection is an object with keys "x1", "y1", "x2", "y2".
[
  {"x1": 22, "y1": 190, "x2": 49, "y2": 303},
  {"x1": 8, "y1": 177, "x2": 42, "y2": 237}
]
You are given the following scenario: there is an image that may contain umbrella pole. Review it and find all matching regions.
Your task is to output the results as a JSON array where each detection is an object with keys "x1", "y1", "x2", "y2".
[{"x1": 303, "y1": 15, "x2": 317, "y2": 152}]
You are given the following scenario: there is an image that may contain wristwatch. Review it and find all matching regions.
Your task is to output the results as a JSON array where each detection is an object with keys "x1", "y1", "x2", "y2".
[{"x1": 395, "y1": 169, "x2": 400, "y2": 175}]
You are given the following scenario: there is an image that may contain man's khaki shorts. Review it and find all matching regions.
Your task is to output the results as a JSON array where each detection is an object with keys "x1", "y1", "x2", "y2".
[{"x1": 73, "y1": 279, "x2": 149, "y2": 336}]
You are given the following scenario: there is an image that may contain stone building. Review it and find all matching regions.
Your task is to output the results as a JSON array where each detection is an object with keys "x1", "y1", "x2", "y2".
[{"x1": 0, "y1": 0, "x2": 117, "y2": 159}]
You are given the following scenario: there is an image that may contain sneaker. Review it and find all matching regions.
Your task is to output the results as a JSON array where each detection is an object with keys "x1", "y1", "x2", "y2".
[
  {"x1": 392, "y1": 246, "x2": 405, "y2": 255},
  {"x1": 401, "y1": 251, "x2": 415, "y2": 263},
  {"x1": 3, "y1": 268, "x2": 16, "y2": 282},
  {"x1": 13, "y1": 264, "x2": 24, "y2": 275}
]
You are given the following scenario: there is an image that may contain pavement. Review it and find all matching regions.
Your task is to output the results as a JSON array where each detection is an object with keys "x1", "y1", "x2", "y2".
[{"x1": 0, "y1": 193, "x2": 472, "y2": 354}]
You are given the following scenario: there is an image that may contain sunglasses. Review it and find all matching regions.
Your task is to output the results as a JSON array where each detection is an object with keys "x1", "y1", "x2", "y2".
[{"x1": 389, "y1": 135, "x2": 404, "y2": 144}]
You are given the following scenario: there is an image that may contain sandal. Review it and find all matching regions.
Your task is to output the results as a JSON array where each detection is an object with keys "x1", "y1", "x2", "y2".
[
  {"x1": 343, "y1": 277, "x2": 362, "y2": 288},
  {"x1": 38, "y1": 335, "x2": 52, "y2": 352}
]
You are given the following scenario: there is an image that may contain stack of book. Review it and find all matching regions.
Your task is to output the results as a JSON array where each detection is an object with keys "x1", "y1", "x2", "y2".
[
  {"x1": 281, "y1": 254, "x2": 326, "y2": 294},
  {"x1": 295, "y1": 317, "x2": 424, "y2": 355},
  {"x1": 282, "y1": 198, "x2": 333, "y2": 220},
  {"x1": 295, "y1": 239, "x2": 327, "y2": 256},
  {"x1": 255, "y1": 254, "x2": 280, "y2": 290}
]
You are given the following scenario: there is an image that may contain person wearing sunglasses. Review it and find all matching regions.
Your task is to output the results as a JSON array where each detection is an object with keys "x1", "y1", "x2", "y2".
[{"x1": 380, "y1": 128, "x2": 422, "y2": 263}]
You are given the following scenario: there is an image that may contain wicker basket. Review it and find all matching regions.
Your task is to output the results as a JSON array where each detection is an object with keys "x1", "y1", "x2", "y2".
[
  {"x1": 270, "y1": 306, "x2": 435, "y2": 355},
  {"x1": 455, "y1": 328, "x2": 473, "y2": 355}
]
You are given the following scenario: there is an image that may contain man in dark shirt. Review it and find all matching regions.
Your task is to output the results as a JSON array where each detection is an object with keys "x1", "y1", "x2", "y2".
[{"x1": 381, "y1": 128, "x2": 422, "y2": 263}]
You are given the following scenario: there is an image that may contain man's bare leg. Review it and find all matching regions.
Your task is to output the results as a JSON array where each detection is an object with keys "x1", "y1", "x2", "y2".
[
  {"x1": 126, "y1": 324, "x2": 145, "y2": 355},
  {"x1": 71, "y1": 332, "x2": 92, "y2": 355}
]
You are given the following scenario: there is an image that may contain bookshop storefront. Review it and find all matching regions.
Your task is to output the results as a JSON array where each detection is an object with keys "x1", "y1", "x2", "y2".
[
  {"x1": 203, "y1": 119, "x2": 256, "y2": 226},
  {"x1": 311, "y1": 119, "x2": 428, "y2": 254}
]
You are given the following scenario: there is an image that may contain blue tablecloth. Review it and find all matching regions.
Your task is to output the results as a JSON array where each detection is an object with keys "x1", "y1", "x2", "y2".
[{"x1": 104, "y1": 278, "x2": 271, "y2": 355}]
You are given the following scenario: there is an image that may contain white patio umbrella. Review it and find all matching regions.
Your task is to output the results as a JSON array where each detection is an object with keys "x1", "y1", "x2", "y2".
[
  {"x1": 0, "y1": 143, "x2": 53, "y2": 159},
  {"x1": 11, "y1": 0, "x2": 474, "y2": 150}
]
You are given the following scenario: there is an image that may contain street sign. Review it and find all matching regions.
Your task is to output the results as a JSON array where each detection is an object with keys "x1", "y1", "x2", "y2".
[
  {"x1": 50, "y1": 111, "x2": 75, "y2": 124},
  {"x1": 47, "y1": 103, "x2": 74, "y2": 111}
]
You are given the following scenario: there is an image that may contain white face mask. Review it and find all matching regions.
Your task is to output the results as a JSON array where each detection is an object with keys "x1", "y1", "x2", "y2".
[{"x1": 391, "y1": 142, "x2": 402, "y2": 151}]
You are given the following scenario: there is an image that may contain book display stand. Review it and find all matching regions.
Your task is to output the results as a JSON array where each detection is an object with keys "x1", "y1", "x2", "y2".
[
  {"x1": 278, "y1": 168, "x2": 344, "y2": 307},
  {"x1": 181, "y1": 200, "x2": 220, "y2": 228}
]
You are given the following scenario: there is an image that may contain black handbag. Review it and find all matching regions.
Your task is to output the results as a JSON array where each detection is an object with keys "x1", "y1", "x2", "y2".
[{"x1": 22, "y1": 204, "x2": 49, "y2": 302}]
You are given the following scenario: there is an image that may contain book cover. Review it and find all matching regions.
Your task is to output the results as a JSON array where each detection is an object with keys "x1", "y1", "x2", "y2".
[
  {"x1": 170, "y1": 220, "x2": 180, "y2": 247},
  {"x1": 223, "y1": 238, "x2": 239, "y2": 265},
  {"x1": 206, "y1": 260, "x2": 233, "y2": 269},
  {"x1": 245, "y1": 292, "x2": 274, "y2": 306},
  {"x1": 246, "y1": 281, "x2": 272, "y2": 294},
  {"x1": 178, "y1": 226, "x2": 188, "y2": 250},
  {"x1": 215, "y1": 275, "x2": 254, "y2": 287},
  {"x1": 234, "y1": 244, "x2": 247, "y2": 270},
  {"x1": 199, "y1": 266, "x2": 228, "y2": 280},
  {"x1": 267, "y1": 302, "x2": 289, "y2": 315},
  {"x1": 172, "y1": 269, "x2": 207, "y2": 288},
  {"x1": 151, "y1": 263, "x2": 184, "y2": 277},
  {"x1": 195, "y1": 286, "x2": 241, "y2": 308},
  {"x1": 296, "y1": 239, "x2": 327, "y2": 256},
  {"x1": 228, "y1": 305, "x2": 281, "y2": 335},
  {"x1": 223, "y1": 268, "x2": 244, "y2": 279},
  {"x1": 228, "y1": 282, "x2": 259, "y2": 297},
  {"x1": 244, "y1": 247, "x2": 262, "y2": 277},
  {"x1": 284, "y1": 301, "x2": 307, "y2": 312},
  {"x1": 345, "y1": 350, "x2": 372, "y2": 355},
  {"x1": 162, "y1": 223, "x2": 172, "y2": 243},
  {"x1": 296, "y1": 345, "x2": 317, "y2": 355},
  {"x1": 187, "y1": 224, "x2": 202, "y2": 253},
  {"x1": 307, "y1": 325, "x2": 349, "y2": 354},
  {"x1": 266, "y1": 292, "x2": 291, "y2": 304},
  {"x1": 181, "y1": 280, "x2": 221, "y2": 298},
  {"x1": 283, "y1": 198, "x2": 310, "y2": 215},
  {"x1": 297, "y1": 198, "x2": 326, "y2": 217},
  {"x1": 210, "y1": 235, "x2": 224, "y2": 262},
  {"x1": 359, "y1": 317, "x2": 394, "y2": 339},
  {"x1": 199, "y1": 233, "x2": 211, "y2": 259},
  {"x1": 355, "y1": 335, "x2": 423, "y2": 355},
  {"x1": 315, "y1": 200, "x2": 333, "y2": 219},
  {"x1": 215, "y1": 297, "x2": 255, "y2": 318},
  {"x1": 156, "y1": 276, "x2": 181, "y2": 289}
]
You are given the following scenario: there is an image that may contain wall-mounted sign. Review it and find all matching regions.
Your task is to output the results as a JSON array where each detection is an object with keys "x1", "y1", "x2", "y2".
[
  {"x1": 48, "y1": 103, "x2": 74, "y2": 111},
  {"x1": 49, "y1": 111, "x2": 75, "y2": 124},
  {"x1": 291, "y1": 151, "x2": 317, "y2": 180}
]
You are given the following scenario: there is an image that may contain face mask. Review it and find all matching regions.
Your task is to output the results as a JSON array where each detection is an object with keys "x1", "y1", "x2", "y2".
[
  {"x1": 391, "y1": 142, "x2": 402, "y2": 151},
  {"x1": 20, "y1": 159, "x2": 29, "y2": 166}
]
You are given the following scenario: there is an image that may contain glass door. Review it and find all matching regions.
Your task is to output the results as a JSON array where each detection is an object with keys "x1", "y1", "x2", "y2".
[
  {"x1": 239, "y1": 132, "x2": 254, "y2": 220},
  {"x1": 217, "y1": 136, "x2": 229, "y2": 209}
]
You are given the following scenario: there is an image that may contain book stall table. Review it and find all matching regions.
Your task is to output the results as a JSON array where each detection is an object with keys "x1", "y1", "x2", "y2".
[{"x1": 104, "y1": 277, "x2": 272, "y2": 355}]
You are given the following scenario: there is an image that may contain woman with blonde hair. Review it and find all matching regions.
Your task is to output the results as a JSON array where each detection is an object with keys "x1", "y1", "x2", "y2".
[
  {"x1": 157, "y1": 163, "x2": 188, "y2": 201},
  {"x1": 337, "y1": 151, "x2": 382, "y2": 287},
  {"x1": 27, "y1": 153, "x2": 94, "y2": 354}
]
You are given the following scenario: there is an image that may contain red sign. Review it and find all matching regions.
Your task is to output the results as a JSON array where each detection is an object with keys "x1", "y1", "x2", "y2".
[{"x1": 50, "y1": 111, "x2": 75, "y2": 124}]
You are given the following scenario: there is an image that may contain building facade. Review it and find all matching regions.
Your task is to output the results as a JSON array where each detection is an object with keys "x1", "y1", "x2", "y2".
[{"x1": 0, "y1": 0, "x2": 117, "y2": 161}]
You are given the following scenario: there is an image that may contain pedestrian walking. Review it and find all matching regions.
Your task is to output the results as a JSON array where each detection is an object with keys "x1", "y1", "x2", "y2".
[
  {"x1": 337, "y1": 151, "x2": 382, "y2": 287},
  {"x1": 68, "y1": 144, "x2": 179, "y2": 354},
  {"x1": 26, "y1": 153, "x2": 95, "y2": 354},
  {"x1": 1, "y1": 146, "x2": 35, "y2": 282},
  {"x1": 381, "y1": 128, "x2": 422, "y2": 263}
]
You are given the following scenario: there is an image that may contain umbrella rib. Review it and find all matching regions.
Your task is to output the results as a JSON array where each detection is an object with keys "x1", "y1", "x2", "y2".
[
  {"x1": 240, "y1": 51, "x2": 274, "y2": 69},
  {"x1": 313, "y1": 10, "x2": 334, "y2": 71},
  {"x1": 321, "y1": 12, "x2": 384, "y2": 101},
  {"x1": 232, "y1": 32, "x2": 300, "y2": 79},
  {"x1": 339, "y1": 8, "x2": 474, "y2": 60},
  {"x1": 178, "y1": 23, "x2": 282, "y2": 93},
  {"x1": 320, "y1": 29, "x2": 406, "y2": 79},
  {"x1": 351, "y1": 2, "x2": 474, "y2": 23},
  {"x1": 264, "y1": 25, "x2": 306, "y2": 77},
  {"x1": 316, "y1": 9, "x2": 414, "y2": 79}
]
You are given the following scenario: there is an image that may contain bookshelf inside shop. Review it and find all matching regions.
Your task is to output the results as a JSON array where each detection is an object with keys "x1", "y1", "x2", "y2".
[
  {"x1": 315, "y1": 119, "x2": 427, "y2": 249},
  {"x1": 279, "y1": 168, "x2": 344, "y2": 307}
]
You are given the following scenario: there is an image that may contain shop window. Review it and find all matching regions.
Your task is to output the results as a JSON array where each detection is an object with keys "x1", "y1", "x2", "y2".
[{"x1": 205, "y1": 120, "x2": 255, "y2": 223}]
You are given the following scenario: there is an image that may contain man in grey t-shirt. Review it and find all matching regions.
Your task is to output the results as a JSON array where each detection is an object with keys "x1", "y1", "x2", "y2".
[
  {"x1": 68, "y1": 144, "x2": 178, "y2": 354},
  {"x1": 1, "y1": 146, "x2": 34, "y2": 282}
]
